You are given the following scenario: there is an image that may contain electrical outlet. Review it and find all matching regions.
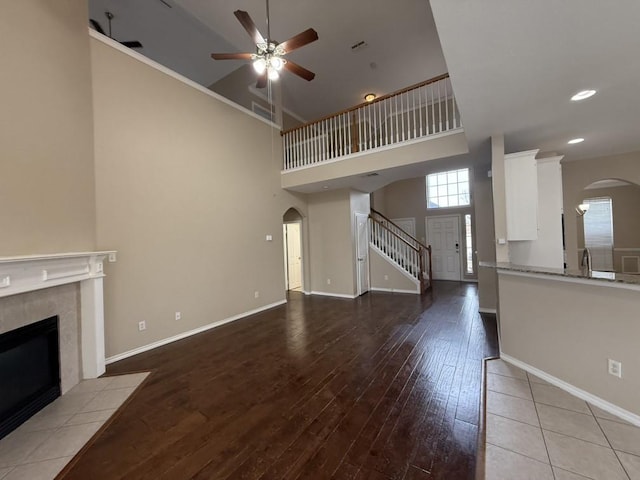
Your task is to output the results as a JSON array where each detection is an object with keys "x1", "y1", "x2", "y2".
[
  {"x1": 384, "y1": 275, "x2": 389, "y2": 281},
  {"x1": 327, "y1": 278, "x2": 331, "y2": 285},
  {"x1": 608, "y1": 359, "x2": 622, "y2": 378},
  {"x1": 138, "y1": 321, "x2": 146, "y2": 331},
  {"x1": 254, "y1": 291, "x2": 259, "y2": 298},
  {"x1": 175, "y1": 312, "x2": 181, "y2": 321}
]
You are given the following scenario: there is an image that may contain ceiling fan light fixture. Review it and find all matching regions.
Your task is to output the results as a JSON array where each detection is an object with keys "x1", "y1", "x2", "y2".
[
  {"x1": 267, "y1": 66, "x2": 279, "y2": 80},
  {"x1": 253, "y1": 57, "x2": 267, "y2": 74},
  {"x1": 364, "y1": 93, "x2": 376, "y2": 102},
  {"x1": 270, "y1": 56, "x2": 284, "y2": 71}
]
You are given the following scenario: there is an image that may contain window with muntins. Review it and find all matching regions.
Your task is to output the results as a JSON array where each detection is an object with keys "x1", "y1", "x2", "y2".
[
  {"x1": 426, "y1": 168, "x2": 470, "y2": 209},
  {"x1": 583, "y1": 197, "x2": 614, "y2": 271}
]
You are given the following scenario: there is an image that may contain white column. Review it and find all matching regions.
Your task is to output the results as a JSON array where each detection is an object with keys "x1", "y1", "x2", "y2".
[{"x1": 80, "y1": 277, "x2": 106, "y2": 378}]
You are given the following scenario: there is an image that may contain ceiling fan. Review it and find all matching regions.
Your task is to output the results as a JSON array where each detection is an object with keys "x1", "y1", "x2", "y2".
[
  {"x1": 90, "y1": 11, "x2": 143, "y2": 49},
  {"x1": 211, "y1": 0, "x2": 318, "y2": 88}
]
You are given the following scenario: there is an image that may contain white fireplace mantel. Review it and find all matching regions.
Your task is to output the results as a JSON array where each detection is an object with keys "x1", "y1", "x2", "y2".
[{"x1": 0, "y1": 251, "x2": 116, "y2": 379}]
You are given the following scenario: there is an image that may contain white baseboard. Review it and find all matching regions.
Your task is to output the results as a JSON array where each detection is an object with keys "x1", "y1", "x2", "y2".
[
  {"x1": 106, "y1": 300, "x2": 287, "y2": 365},
  {"x1": 500, "y1": 353, "x2": 640, "y2": 427},
  {"x1": 309, "y1": 291, "x2": 357, "y2": 299},
  {"x1": 370, "y1": 287, "x2": 419, "y2": 295},
  {"x1": 479, "y1": 308, "x2": 497, "y2": 314}
]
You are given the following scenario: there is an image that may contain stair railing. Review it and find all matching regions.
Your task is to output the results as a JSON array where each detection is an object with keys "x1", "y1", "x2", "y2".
[{"x1": 368, "y1": 213, "x2": 432, "y2": 293}]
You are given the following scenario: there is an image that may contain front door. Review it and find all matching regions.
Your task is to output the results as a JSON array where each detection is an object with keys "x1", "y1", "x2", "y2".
[
  {"x1": 426, "y1": 215, "x2": 461, "y2": 281},
  {"x1": 355, "y1": 213, "x2": 370, "y2": 295}
]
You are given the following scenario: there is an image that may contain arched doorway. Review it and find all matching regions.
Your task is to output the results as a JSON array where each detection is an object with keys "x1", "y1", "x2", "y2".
[
  {"x1": 283, "y1": 208, "x2": 304, "y2": 292},
  {"x1": 577, "y1": 179, "x2": 640, "y2": 273}
]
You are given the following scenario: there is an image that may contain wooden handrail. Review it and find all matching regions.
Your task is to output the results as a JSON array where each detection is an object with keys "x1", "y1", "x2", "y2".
[
  {"x1": 281, "y1": 73, "x2": 450, "y2": 136},
  {"x1": 369, "y1": 217, "x2": 419, "y2": 253},
  {"x1": 370, "y1": 208, "x2": 429, "y2": 251}
]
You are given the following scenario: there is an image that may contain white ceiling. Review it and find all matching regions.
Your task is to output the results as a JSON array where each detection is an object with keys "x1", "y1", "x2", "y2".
[
  {"x1": 88, "y1": 0, "x2": 447, "y2": 121},
  {"x1": 430, "y1": 0, "x2": 640, "y2": 162}
]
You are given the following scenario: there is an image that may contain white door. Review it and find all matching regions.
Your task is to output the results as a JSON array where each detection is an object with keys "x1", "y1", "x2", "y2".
[
  {"x1": 355, "y1": 213, "x2": 370, "y2": 295},
  {"x1": 391, "y1": 217, "x2": 416, "y2": 237},
  {"x1": 284, "y1": 222, "x2": 302, "y2": 290},
  {"x1": 426, "y1": 215, "x2": 461, "y2": 281}
]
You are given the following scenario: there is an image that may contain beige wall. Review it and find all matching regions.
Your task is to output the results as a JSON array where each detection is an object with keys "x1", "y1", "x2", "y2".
[
  {"x1": 563, "y1": 151, "x2": 640, "y2": 269},
  {"x1": 0, "y1": 0, "x2": 96, "y2": 255},
  {"x1": 307, "y1": 189, "x2": 354, "y2": 295},
  {"x1": 91, "y1": 38, "x2": 308, "y2": 357},
  {"x1": 369, "y1": 248, "x2": 419, "y2": 293},
  {"x1": 498, "y1": 272, "x2": 640, "y2": 417},
  {"x1": 210, "y1": 64, "x2": 302, "y2": 131}
]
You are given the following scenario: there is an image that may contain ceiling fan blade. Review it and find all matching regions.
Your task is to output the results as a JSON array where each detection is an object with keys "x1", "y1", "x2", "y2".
[
  {"x1": 284, "y1": 60, "x2": 315, "y2": 82},
  {"x1": 279, "y1": 28, "x2": 318, "y2": 54},
  {"x1": 121, "y1": 41, "x2": 143, "y2": 49},
  {"x1": 89, "y1": 19, "x2": 106, "y2": 36},
  {"x1": 256, "y1": 71, "x2": 268, "y2": 89},
  {"x1": 210, "y1": 52, "x2": 254, "y2": 60},
  {"x1": 234, "y1": 10, "x2": 265, "y2": 45}
]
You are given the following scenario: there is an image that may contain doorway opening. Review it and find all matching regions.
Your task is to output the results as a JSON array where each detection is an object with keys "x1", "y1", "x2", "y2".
[{"x1": 283, "y1": 208, "x2": 304, "y2": 292}]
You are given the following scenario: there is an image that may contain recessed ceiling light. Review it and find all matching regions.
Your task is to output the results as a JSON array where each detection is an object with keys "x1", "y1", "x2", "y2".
[
  {"x1": 568, "y1": 138, "x2": 585, "y2": 144},
  {"x1": 571, "y1": 90, "x2": 596, "y2": 101}
]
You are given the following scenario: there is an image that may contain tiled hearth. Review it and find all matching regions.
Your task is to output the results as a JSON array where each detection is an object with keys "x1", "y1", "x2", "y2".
[
  {"x1": 0, "y1": 372, "x2": 148, "y2": 480},
  {"x1": 484, "y1": 359, "x2": 640, "y2": 480}
]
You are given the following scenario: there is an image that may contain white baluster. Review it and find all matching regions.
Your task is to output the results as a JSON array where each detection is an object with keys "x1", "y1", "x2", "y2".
[
  {"x1": 445, "y1": 79, "x2": 449, "y2": 131},
  {"x1": 438, "y1": 80, "x2": 442, "y2": 133},
  {"x1": 430, "y1": 82, "x2": 435, "y2": 135},
  {"x1": 412, "y1": 88, "x2": 417, "y2": 139}
]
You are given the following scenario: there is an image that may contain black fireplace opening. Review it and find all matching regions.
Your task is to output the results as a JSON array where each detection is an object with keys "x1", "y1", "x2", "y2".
[{"x1": 0, "y1": 315, "x2": 61, "y2": 440}]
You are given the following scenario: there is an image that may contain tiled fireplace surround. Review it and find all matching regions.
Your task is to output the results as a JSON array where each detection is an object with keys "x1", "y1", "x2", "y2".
[{"x1": 0, "y1": 252, "x2": 115, "y2": 395}]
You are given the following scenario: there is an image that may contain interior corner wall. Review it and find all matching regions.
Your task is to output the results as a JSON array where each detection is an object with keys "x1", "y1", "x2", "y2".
[
  {"x1": 562, "y1": 151, "x2": 640, "y2": 270},
  {"x1": 307, "y1": 189, "x2": 355, "y2": 296},
  {"x1": 90, "y1": 38, "x2": 308, "y2": 358},
  {"x1": 0, "y1": 0, "x2": 96, "y2": 255}
]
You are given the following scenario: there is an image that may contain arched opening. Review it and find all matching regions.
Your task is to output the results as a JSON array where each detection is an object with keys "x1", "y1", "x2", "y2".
[
  {"x1": 577, "y1": 178, "x2": 640, "y2": 273},
  {"x1": 283, "y1": 208, "x2": 304, "y2": 292}
]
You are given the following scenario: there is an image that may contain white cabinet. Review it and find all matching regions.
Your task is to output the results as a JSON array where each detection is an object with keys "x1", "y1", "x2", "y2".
[{"x1": 504, "y1": 149, "x2": 539, "y2": 241}]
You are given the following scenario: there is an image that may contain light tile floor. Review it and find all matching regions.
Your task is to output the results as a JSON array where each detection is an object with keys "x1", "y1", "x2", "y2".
[
  {"x1": 484, "y1": 359, "x2": 640, "y2": 480},
  {"x1": 0, "y1": 372, "x2": 149, "y2": 480}
]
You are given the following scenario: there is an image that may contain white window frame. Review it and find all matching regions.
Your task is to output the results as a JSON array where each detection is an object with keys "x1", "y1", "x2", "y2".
[{"x1": 426, "y1": 168, "x2": 471, "y2": 209}]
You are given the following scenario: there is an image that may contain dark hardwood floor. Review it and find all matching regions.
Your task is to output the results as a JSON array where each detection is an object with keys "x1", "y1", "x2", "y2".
[{"x1": 61, "y1": 282, "x2": 498, "y2": 480}]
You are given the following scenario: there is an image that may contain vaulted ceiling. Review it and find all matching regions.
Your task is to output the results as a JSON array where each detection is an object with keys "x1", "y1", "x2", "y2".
[
  {"x1": 89, "y1": 0, "x2": 640, "y2": 165},
  {"x1": 88, "y1": 0, "x2": 447, "y2": 121}
]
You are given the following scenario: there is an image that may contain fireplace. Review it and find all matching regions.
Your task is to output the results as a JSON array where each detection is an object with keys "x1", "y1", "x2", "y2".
[
  {"x1": 0, "y1": 315, "x2": 61, "y2": 440},
  {"x1": 0, "y1": 250, "x2": 115, "y2": 441}
]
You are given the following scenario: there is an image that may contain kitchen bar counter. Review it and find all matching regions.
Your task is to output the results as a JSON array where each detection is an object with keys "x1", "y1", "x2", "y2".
[{"x1": 480, "y1": 261, "x2": 640, "y2": 290}]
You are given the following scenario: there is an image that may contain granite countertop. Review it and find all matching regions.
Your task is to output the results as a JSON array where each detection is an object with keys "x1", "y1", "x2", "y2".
[{"x1": 479, "y1": 261, "x2": 640, "y2": 287}]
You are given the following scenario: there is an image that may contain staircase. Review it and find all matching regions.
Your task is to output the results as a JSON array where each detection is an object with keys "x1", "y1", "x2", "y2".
[{"x1": 369, "y1": 209, "x2": 432, "y2": 293}]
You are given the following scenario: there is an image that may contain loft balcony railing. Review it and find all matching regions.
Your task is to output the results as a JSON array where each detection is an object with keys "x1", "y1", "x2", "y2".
[{"x1": 281, "y1": 73, "x2": 461, "y2": 171}]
